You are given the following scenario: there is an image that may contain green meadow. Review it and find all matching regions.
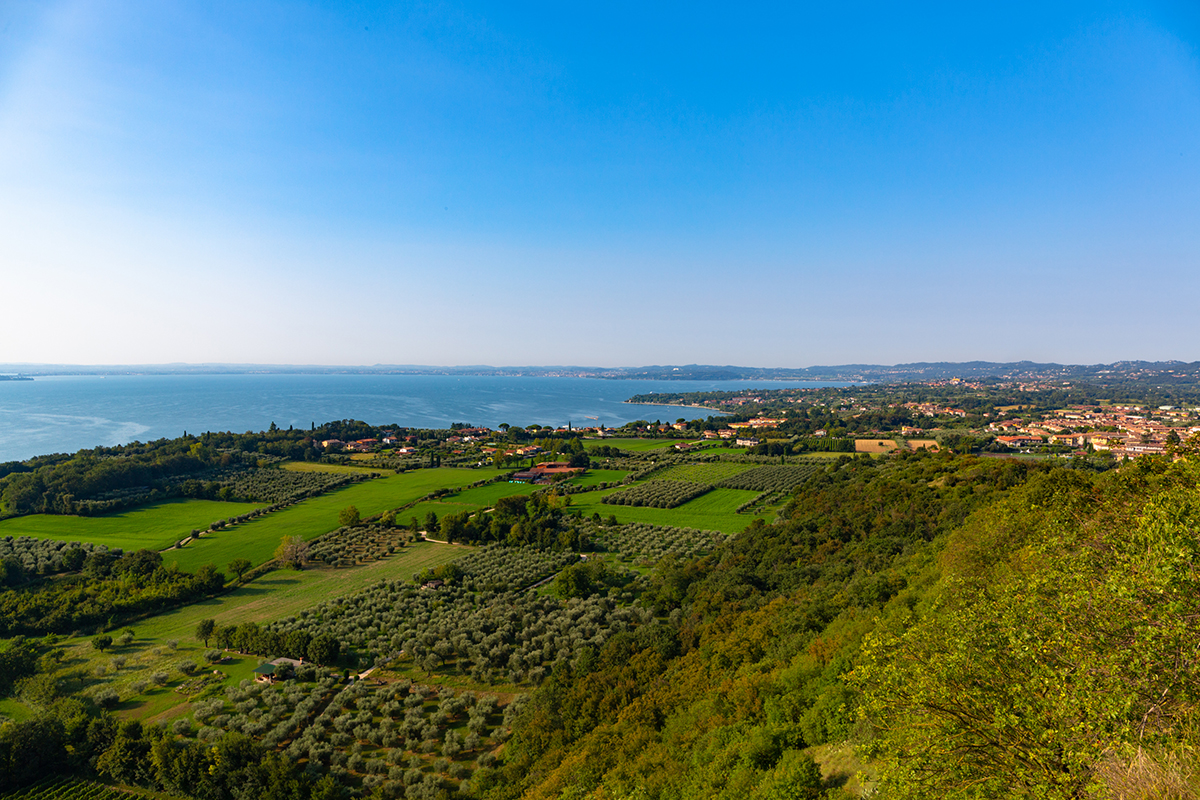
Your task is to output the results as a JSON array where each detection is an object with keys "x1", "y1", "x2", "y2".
[
  {"x1": 0, "y1": 499, "x2": 263, "y2": 553},
  {"x1": 138, "y1": 542, "x2": 460, "y2": 642},
  {"x1": 281, "y1": 460, "x2": 394, "y2": 475},
  {"x1": 591, "y1": 437, "x2": 692, "y2": 452},
  {"x1": 570, "y1": 486, "x2": 768, "y2": 533},
  {"x1": 162, "y1": 469, "x2": 485, "y2": 570},
  {"x1": 568, "y1": 468, "x2": 628, "y2": 486},
  {"x1": 400, "y1": 481, "x2": 539, "y2": 529}
]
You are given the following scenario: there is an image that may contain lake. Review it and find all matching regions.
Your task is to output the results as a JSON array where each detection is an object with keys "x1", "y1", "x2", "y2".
[{"x1": 0, "y1": 373, "x2": 850, "y2": 462}]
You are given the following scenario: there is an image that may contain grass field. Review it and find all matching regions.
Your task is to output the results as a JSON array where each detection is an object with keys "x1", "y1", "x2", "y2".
[
  {"x1": 568, "y1": 469, "x2": 628, "y2": 487},
  {"x1": 591, "y1": 437, "x2": 690, "y2": 452},
  {"x1": 0, "y1": 499, "x2": 263, "y2": 553},
  {"x1": 569, "y1": 486, "x2": 767, "y2": 532},
  {"x1": 147, "y1": 542, "x2": 461, "y2": 641},
  {"x1": 161, "y1": 469, "x2": 485, "y2": 570},
  {"x1": 400, "y1": 481, "x2": 539, "y2": 528},
  {"x1": 281, "y1": 461, "x2": 393, "y2": 475},
  {"x1": 0, "y1": 697, "x2": 31, "y2": 722},
  {"x1": 654, "y1": 462, "x2": 754, "y2": 483},
  {"x1": 450, "y1": 481, "x2": 540, "y2": 508}
]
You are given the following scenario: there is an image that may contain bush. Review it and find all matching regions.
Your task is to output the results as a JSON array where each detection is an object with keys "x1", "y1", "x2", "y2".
[
  {"x1": 151, "y1": 671, "x2": 170, "y2": 686},
  {"x1": 130, "y1": 679, "x2": 149, "y2": 694},
  {"x1": 178, "y1": 660, "x2": 198, "y2": 675},
  {"x1": 94, "y1": 687, "x2": 119, "y2": 708}
]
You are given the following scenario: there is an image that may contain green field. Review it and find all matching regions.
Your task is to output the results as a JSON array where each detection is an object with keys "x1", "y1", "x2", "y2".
[
  {"x1": 570, "y1": 486, "x2": 767, "y2": 532},
  {"x1": 568, "y1": 469, "x2": 628, "y2": 487},
  {"x1": 281, "y1": 460, "x2": 393, "y2": 475},
  {"x1": 591, "y1": 437, "x2": 690, "y2": 452},
  {"x1": 654, "y1": 462, "x2": 754, "y2": 483},
  {"x1": 142, "y1": 542, "x2": 462, "y2": 642},
  {"x1": 401, "y1": 481, "x2": 540, "y2": 529},
  {"x1": 161, "y1": 469, "x2": 485, "y2": 570},
  {"x1": 450, "y1": 481, "x2": 539, "y2": 507},
  {"x1": 0, "y1": 499, "x2": 263, "y2": 553}
]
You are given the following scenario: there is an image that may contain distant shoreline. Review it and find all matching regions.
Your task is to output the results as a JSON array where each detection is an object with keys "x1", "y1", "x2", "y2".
[{"x1": 623, "y1": 400, "x2": 726, "y2": 414}]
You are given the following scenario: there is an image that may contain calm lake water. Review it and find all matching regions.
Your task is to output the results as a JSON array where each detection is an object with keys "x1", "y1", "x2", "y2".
[{"x1": 0, "y1": 374, "x2": 850, "y2": 462}]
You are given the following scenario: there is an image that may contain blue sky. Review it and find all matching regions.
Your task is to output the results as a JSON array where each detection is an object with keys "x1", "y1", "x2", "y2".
[{"x1": 1, "y1": 1, "x2": 1198, "y2": 367}]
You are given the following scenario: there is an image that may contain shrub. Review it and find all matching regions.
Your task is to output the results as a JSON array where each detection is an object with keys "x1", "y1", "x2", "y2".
[
  {"x1": 178, "y1": 660, "x2": 198, "y2": 675},
  {"x1": 151, "y1": 671, "x2": 170, "y2": 686},
  {"x1": 94, "y1": 687, "x2": 119, "y2": 708}
]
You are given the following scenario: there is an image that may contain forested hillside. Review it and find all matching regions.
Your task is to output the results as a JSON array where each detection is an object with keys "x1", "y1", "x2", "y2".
[{"x1": 476, "y1": 451, "x2": 1200, "y2": 800}]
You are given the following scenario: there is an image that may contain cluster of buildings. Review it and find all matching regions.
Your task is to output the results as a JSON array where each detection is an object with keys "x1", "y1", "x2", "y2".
[
  {"x1": 988, "y1": 405, "x2": 1199, "y2": 458},
  {"x1": 903, "y1": 402, "x2": 969, "y2": 417}
]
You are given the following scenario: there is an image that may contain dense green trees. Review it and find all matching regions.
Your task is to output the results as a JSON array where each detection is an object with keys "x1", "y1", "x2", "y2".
[
  {"x1": 854, "y1": 457, "x2": 1200, "y2": 799},
  {"x1": 485, "y1": 450, "x2": 1053, "y2": 799},
  {"x1": 0, "y1": 549, "x2": 226, "y2": 636}
]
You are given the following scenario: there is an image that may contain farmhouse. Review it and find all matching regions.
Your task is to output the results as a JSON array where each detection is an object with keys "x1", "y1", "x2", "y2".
[
  {"x1": 510, "y1": 461, "x2": 584, "y2": 484},
  {"x1": 253, "y1": 657, "x2": 305, "y2": 684}
]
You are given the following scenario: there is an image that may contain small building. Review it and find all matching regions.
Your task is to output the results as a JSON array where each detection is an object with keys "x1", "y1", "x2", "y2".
[
  {"x1": 254, "y1": 657, "x2": 305, "y2": 684},
  {"x1": 736, "y1": 437, "x2": 760, "y2": 447},
  {"x1": 997, "y1": 435, "x2": 1044, "y2": 448}
]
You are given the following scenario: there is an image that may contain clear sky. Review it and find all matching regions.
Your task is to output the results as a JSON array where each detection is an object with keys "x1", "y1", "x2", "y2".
[{"x1": 1, "y1": 1, "x2": 1198, "y2": 367}]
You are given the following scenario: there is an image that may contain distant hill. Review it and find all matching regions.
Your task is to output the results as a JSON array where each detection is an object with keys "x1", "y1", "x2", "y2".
[{"x1": 1, "y1": 360, "x2": 1197, "y2": 383}]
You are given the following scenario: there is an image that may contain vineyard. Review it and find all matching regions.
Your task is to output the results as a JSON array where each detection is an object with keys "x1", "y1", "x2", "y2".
[
  {"x1": 454, "y1": 545, "x2": 580, "y2": 592},
  {"x1": 597, "y1": 522, "x2": 726, "y2": 564},
  {"x1": 226, "y1": 469, "x2": 367, "y2": 504},
  {"x1": 715, "y1": 463, "x2": 822, "y2": 493},
  {"x1": 601, "y1": 479, "x2": 713, "y2": 508},
  {"x1": 177, "y1": 670, "x2": 519, "y2": 796},
  {"x1": 653, "y1": 462, "x2": 754, "y2": 483},
  {"x1": 264, "y1": 578, "x2": 649, "y2": 684},
  {"x1": 0, "y1": 778, "x2": 165, "y2": 799},
  {"x1": 308, "y1": 524, "x2": 415, "y2": 567}
]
